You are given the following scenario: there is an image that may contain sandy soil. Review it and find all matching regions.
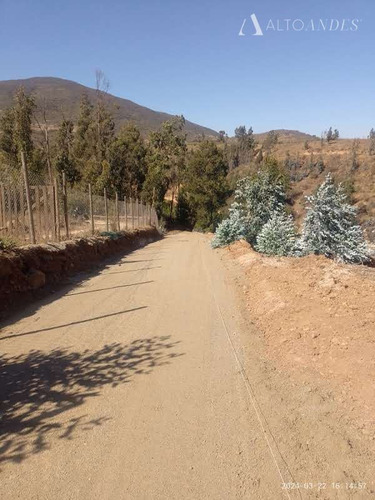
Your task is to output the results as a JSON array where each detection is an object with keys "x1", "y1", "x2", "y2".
[
  {"x1": 1, "y1": 232, "x2": 374, "y2": 499},
  {"x1": 218, "y1": 240, "x2": 375, "y2": 497}
]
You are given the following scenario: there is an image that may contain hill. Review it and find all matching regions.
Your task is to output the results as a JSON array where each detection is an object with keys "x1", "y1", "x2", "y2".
[
  {"x1": 0, "y1": 77, "x2": 218, "y2": 140},
  {"x1": 229, "y1": 136, "x2": 375, "y2": 240},
  {"x1": 253, "y1": 129, "x2": 318, "y2": 143}
]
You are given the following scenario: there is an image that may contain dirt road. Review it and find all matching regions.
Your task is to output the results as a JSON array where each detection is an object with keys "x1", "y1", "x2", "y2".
[{"x1": 0, "y1": 232, "x2": 371, "y2": 499}]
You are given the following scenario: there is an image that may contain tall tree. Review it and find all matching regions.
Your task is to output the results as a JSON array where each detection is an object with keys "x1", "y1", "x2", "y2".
[
  {"x1": 73, "y1": 93, "x2": 94, "y2": 173},
  {"x1": 143, "y1": 116, "x2": 186, "y2": 215},
  {"x1": 185, "y1": 140, "x2": 229, "y2": 230},
  {"x1": 80, "y1": 72, "x2": 115, "y2": 191},
  {"x1": 108, "y1": 123, "x2": 147, "y2": 198},
  {"x1": 55, "y1": 119, "x2": 80, "y2": 184},
  {"x1": 0, "y1": 107, "x2": 18, "y2": 169}
]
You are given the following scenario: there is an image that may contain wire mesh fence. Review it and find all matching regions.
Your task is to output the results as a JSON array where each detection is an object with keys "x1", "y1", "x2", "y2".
[{"x1": 0, "y1": 166, "x2": 158, "y2": 246}]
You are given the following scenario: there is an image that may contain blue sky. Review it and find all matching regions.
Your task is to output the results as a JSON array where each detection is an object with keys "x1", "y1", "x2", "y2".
[{"x1": 0, "y1": 0, "x2": 374, "y2": 137}]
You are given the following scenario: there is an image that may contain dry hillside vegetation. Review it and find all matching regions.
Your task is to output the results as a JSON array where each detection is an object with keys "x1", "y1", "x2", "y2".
[{"x1": 229, "y1": 134, "x2": 375, "y2": 236}]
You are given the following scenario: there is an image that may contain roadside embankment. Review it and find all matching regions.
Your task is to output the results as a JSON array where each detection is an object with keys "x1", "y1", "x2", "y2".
[
  {"x1": 0, "y1": 228, "x2": 161, "y2": 316},
  {"x1": 221, "y1": 240, "x2": 375, "y2": 438}
]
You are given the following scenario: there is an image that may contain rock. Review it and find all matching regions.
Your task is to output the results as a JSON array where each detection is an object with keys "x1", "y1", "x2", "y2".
[{"x1": 27, "y1": 269, "x2": 46, "y2": 289}]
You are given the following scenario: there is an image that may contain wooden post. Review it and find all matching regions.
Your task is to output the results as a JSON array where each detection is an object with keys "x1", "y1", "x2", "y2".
[
  {"x1": 104, "y1": 188, "x2": 109, "y2": 231},
  {"x1": 136, "y1": 199, "x2": 140, "y2": 229},
  {"x1": 62, "y1": 172, "x2": 69, "y2": 239},
  {"x1": 54, "y1": 178, "x2": 61, "y2": 242},
  {"x1": 35, "y1": 186, "x2": 42, "y2": 240},
  {"x1": 0, "y1": 183, "x2": 5, "y2": 232},
  {"x1": 42, "y1": 185, "x2": 49, "y2": 241},
  {"x1": 13, "y1": 187, "x2": 19, "y2": 237},
  {"x1": 124, "y1": 196, "x2": 128, "y2": 230},
  {"x1": 131, "y1": 198, "x2": 134, "y2": 230},
  {"x1": 89, "y1": 183, "x2": 94, "y2": 235},
  {"x1": 20, "y1": 184, "x2": 26, "y2": 240},
  {"x1": 21, "y1": 151, "x2": 36, "y2": 244},
  {"x1": 115, "y1": 192, "x2": 120, "y2": 231}
]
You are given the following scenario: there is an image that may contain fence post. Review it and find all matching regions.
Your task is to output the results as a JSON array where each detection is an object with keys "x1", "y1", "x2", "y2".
[
  {"x1": 115, "y1": 192, "x2": 120, "y2": 231},
  {"x1": 54, "y1": 178, "x2": 61, "y2": 242},
  {"x1": 89, "y1": 183, "x2": 95, "y2": 235},
  {"x1": 0, "y1": 184, "x2": 5, "y2": 232},
  {"x1": 20, "y1": 184, "x2": 26, "y2": 240},
  {"x1": 131, "y1": 197, "x2": 134, "y2": 230},
  {"x1": 62, "y1": 172, "x2": 70, "y2": 239},
  {"x1": 124, "y1": 196, "x2": 128, "y2": 230},
  {"x1": 21, "y1": 151, "x2": 36, "y2": 244},
  {"x1": 104, "y1": 188, "x2": 109, "y2": 232},
  {"x1": 136, "y1": 199, "x2": 140, "y2": 229}
]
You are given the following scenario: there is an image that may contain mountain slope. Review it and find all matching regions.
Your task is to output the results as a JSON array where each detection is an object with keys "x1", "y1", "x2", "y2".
[
  {"x1": 0, "y1": 77, "x2": 218, "y2": 139},
  {"x1": 253, "y1": 129, "x2": 317, "y2": 143}
]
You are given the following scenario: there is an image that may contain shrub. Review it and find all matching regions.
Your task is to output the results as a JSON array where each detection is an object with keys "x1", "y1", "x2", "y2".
[{"x1": 0, "y1": 236, "x2": 17, "y2": 250}]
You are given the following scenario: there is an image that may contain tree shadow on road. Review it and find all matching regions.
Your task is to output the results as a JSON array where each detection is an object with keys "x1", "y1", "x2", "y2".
[{"x1": 0, "y1": 336, "x2": 183, "y2": 467}]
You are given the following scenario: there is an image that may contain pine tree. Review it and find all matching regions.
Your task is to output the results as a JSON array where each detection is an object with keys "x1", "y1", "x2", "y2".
[
  {"x1": 300, "y1": 174, "x2": 369, "y2": 263},
  {"x1": 211, "y1": 206, "x2": 246, "y2": 248},
  {"x1": 212, "y1": 166, "x2": 287, "y2": 248},
  {"x1": 256, "y1": 212, "x2": 297, "y2": 256}
]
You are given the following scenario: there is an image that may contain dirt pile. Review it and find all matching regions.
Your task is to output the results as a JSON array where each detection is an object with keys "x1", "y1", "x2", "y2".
[
  {"x1": 0, "y1": 228, "x2": 161, "y2": 316},
  {"x1": 224, "y1": 240, "x2": 375, "y2": 437}
]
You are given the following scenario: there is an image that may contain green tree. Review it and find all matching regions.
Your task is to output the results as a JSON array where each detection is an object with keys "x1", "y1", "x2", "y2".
[
  {"x1": 143, "y1": 116, "x2": 186, "y2": 215},
  {"x1": 108, "y1": 123, "x2": 147, "y2": 198},
  {"x1": 0, "y1": 107, "x2": 18, "y2": 169},
  {"x1": 73, "y1": 93, "x2": 94, "y2": 172},
  {"x1": 185, "y1": 140, "x2": 229, "y2": 230},
  {"x1": 55, "y1": 119, "x2": 80, "y2": 184},
  {"x1": 80, "y1": 72, "x2": 115, "y2": 192}
]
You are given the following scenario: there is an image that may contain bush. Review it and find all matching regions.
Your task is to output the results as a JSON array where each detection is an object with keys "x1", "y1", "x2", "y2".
[
  {"x1": 0, "y1": 236, "x2": 17, "y2": 250},
  {"x1": 256, "y1": 212, "x2": 297, "y2": 256},
  {"x1": 300, "y1": 174, "x2": 369, "y2": 263}
]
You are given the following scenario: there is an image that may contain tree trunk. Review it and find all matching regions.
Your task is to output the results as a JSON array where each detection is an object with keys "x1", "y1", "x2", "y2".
[{"x1": 21, "y1": 150, "x2": 36, "y2": 244}]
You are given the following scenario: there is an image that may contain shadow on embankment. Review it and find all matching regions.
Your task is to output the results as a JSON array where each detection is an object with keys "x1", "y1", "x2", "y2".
[{"x1": 0, "y1": 335, "x2": 183, "y2": 467}]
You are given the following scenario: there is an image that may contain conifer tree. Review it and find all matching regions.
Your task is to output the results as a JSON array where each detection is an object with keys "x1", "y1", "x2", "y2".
[
  {"x1": 300, "y1": 174, "x2": 369, "y2": 263},
  {"x1": 212, "y1": 165, "x2": 287, "y2": 247},
  {"x1": 256, "y1": 212, "x2": 297, "y2": 256}
]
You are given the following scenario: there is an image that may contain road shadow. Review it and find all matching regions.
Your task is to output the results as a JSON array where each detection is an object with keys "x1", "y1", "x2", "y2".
[
  {"x1": 0, "y1": 335, "x2": 183, "y2": 467},
  {"x1": 0, "y1": 239, "x2": 164, "y2": 329}
]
